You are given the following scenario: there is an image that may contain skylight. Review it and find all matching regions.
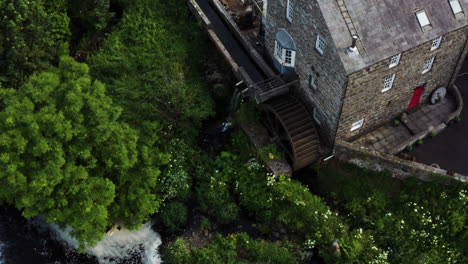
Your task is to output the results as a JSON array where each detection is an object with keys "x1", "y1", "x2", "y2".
[
  {"x1": 416, "y1": 10, "x2": 431, "y2": 29},
  {"x1": 449, "y1": 0, "x2": 464, "y2": 17}
]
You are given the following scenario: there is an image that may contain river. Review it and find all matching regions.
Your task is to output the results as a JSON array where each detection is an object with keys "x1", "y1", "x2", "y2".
[{"x1": 0, "y1": 206, "x2": 161, "y2": 264}]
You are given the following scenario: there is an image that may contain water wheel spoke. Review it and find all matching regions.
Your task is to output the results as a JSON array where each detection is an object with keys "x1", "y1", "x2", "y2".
[{"x1": 260, "y1": 96, "x2": 321, "y2": 171}]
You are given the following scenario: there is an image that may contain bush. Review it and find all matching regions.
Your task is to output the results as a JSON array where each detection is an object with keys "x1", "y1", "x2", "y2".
[
  {"x1": 190, "y1": 233, "x2": 299, "y2": 264},
  {"x1": 258, "y1": 144, "x2": 284, "y2": 161},
  {"x1": 159, "y1": 201, "x2": 188, "y2": 233},
  {"x1": 236, "y1": 101, "x2": 259, "y2": 124},
  {"x1": 163, "y1": 238, "x2": 191, "y2": 264},
  {"x1": 316, "y1": 161, "x2": 468, "y2": 264},
  {"x1": 199, "y1": 216, "x2": 211, "y2": 231},
  {"x1": 196, "y1": 178, "x2": 240, "y2": 224}
]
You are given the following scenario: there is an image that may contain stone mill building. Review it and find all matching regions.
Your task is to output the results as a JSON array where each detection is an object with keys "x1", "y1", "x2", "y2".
[{"x1": 260, "y1": 0, "x2": 468, "y2": 152}]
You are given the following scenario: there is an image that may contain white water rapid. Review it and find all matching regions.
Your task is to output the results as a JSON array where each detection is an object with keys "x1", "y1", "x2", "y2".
[{"x1": 50, "y1": 222, "x2": 162, "y2": 264}]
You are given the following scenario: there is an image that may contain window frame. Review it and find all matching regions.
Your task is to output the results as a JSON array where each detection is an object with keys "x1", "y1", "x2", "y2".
[
  {"x1": 315, "y1": 35, "x2": 326, "y2": 55},
  {"x1": 309, "y1": 74, "x2": 318, "y2": 90},
  {"x1": 351, "y1": 118, "x2": 365, "y2": 132},
  {"x1": 449, "y1": 0, "x2": 464, "y2": 16},
  {"x1": 422, "y1": 57, "x2": 435, "y2": 74},
  {"x1": 274, "y1": 40, "x2": 296, "y2": 67},
  {"x1": 286, "y1": 0, "x2": 294, "y2": 22},
  {"x1": 431, "y1": 36, "x2": 443, "y2": 51},
  {"x1": 389, "y1": 54, "x2": 401, "y2": 68},
  {"x1": 382, "y1": 74, "x2": 396, "y2": 93},
  {"x1": 415, "y1": 10, "x2": 432, "y2": 31}
]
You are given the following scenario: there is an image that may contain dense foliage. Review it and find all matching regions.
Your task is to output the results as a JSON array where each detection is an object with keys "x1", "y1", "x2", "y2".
[
  {"x1": 164, "y1": 234, "x2": 299, "y2": 264},
  {"x1": 316, "y1": 162, "x2": 468, "y2": 264},
  {"x1": 0, "y1": 57, "x2": 168, "y2": 246},
  {"x1": 190, "y1": 133, "x2": 390, "y2": 263},
  {"x1": 88, "y1": 0, "x2": 213, "y2": 140},
  {"x1": 0, "y1": 0, "x2": 70, "y2": 88},
  {"x1": 2, "y1": 1, "x2": 465, "y2": 263}
]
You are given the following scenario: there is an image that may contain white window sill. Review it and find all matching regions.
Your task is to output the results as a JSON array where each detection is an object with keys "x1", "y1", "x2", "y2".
[{"x1": 381, "y1": 87, "x2": 392, "y2": 93}]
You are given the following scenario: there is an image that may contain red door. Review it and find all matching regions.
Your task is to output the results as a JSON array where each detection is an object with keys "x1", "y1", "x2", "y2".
[{"x1": 408, "y1": 86, "x2": 424, "y2": 109}]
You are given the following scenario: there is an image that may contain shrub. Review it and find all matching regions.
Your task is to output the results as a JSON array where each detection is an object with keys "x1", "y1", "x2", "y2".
[
  {"x1": 163, "y1": 238, "x2": 191, "y2": 264},
  {"x1": 258, "y1": 144, "x2": 284, "y2": 160},
  {"x1": 316, "y1": 161, "x2": 468, "y2": 264},
  {"x1": 406, "y1": 144, "x2": 413, "y2": 151},
  {"x1": 236, "y1": 101, "x2": 259, "y2": 124},
  {"x1": 159, "y1": 201, "x2": 188, "y2": 233},
  {"x1": 199, "y1": 216, "x2": 211, "y2": 231},
  {"x1": 417, "y1": 139, "x2": 424, "y2": 145},
  {"x1": 196, "y1": 154, "x2": 240, "y2": 224},
  {"x1": 191, "y1": 233, "x2": 299, "y2": 264},
  {"x1": 393, "y1": 120, "x2": 401, "y2": 126}
]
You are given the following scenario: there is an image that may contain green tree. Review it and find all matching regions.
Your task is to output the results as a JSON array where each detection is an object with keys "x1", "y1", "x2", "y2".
[
  {"x1": 0, "y1": 0, "x2": 70, "y2": 88},
  {"x1": 89, "y1": 0, "x2": 213, "y2": 140},
  {"x1": 67, "y1": 0, "x2": 111, "y2": 32},
  {"x1": 0, "y1": 57, "x2": 167, "y2": 247}
]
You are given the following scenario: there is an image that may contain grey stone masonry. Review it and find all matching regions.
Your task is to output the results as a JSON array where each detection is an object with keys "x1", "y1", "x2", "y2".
[
  {"x1": 263, "y1": 0, "x2": 348, "y2": 148},
  {"x1": 336, "y1": 26, "x2": 468, "y2": 141}
]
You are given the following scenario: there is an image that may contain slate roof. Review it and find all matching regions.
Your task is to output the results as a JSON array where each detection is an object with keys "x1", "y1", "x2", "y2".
[
  {"x1": 276, "y1": 29, "x2": 297, "y2": 50},
  {"x1": 317, "y1": 0, "x2": 468, "y2": 74}
]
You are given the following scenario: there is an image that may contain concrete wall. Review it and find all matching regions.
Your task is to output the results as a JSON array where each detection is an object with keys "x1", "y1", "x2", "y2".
[
  {"x1": 335, "y1": 140, "x2": 468, "y2": 183},
  {"x1": 263, "y1": 0, "x2": 348, "y2": 149},
  {"x1": 336, "y1": 27, "x2": 468, "y2": 141}
]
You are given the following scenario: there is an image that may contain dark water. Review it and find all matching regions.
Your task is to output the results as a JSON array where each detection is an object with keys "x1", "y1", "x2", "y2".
[{"x1": 0, "y1": 206, "x2": 98, "y2": 264}]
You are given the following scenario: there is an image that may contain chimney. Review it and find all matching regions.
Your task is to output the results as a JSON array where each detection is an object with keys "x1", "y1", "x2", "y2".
[{"x1": 348, "y1": 35, "x2": 359, "y2": 52}]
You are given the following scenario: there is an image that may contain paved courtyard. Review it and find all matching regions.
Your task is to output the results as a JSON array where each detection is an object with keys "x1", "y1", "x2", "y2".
[
  {"x1": 353, "y1": 93, "x2": 457, "y2": 154},
  {"x1": 410, "y1": 72, "x2": 468, "y2": 175}
]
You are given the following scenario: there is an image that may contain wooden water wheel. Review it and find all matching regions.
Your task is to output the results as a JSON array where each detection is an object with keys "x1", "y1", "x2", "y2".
[{"x1": 259, "y1": 95, "x2": 321, "y2": 171}]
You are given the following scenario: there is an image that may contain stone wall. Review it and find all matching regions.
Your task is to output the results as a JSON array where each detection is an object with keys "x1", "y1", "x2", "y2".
[
  {"x1": 263, "y1": 0, "x2": 348, "y2": 149},
  {"x1": 335, "y1": 140, "x2": 468, "y2": 183},
  {"x1": 336, "y1": 27, "x2": 468, "y2": 141}
]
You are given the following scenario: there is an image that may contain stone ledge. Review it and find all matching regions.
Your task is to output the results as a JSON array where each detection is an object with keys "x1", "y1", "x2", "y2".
[
  {"x1": 188, "y1": 0, "x2": 253, "y2": 86},
  {"x1": 447, "y1": 84, "x2": 463, "y2": 122},
  {"x1": 237, "y1": 118, "x2": 293, "y2": 177},
  {"x1": 209, "y1": 0, "x2": 276, "y2": 78},
  {"x1": 336, "y1": 140, "x2": 468, "y2": 183},
  {"x1": 390, "y1": 85, "x2": 463, "y2": 154}
]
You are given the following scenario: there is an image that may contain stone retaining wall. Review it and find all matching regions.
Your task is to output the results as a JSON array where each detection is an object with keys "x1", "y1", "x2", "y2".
[{"x1": 335, "y1": 140, "x2": 467, "y2": 183}]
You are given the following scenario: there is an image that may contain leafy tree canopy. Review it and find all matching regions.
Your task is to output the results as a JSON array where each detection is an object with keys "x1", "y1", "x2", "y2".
[
  {"x1": 0, "y1": 57, "x2": 168, "y2": 247},
  {"x1": 0, "y1": 0, "x2": 70, "y2": 88},
  {"x1": 89, "y1": 0, "x2": 214, "y2": 140}
]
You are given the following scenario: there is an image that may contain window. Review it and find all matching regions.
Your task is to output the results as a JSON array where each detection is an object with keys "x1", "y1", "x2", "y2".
[
  {"x1": 416, "y1": 10, "x2": 432, "y2": 31},
  {"x1": 431, "y1": 36, "x2": 442, "y2": 50},
  {"x1": 382, "y1": 74, "x2": 396, "y2": 92},
  {"x1": 315, "y1": 35, "x2": 326, "y2": 55},
  {"x1": 313, "y1": 108, "x2": 321, "y2": 125},
  {"x1": 285, "y1": 50, "x2": 293, "y2": 64},
  {"x1": 422, "y1": 57, "x2": 435, "y2": 74},
  {"x1": 449, "y1": 0, "x2": 464, "y2": 16},
  {"x1": 351, "y1": 118, "x2": 364, "y2": 132},
  {"x1": 275, "y1": 41, "x2": 283, "y2": 59},
  {"x1": 389, "y1": 54, "x2": 401, "y2": 68},
  {"x1": 274, "y1": 40, "x2": 296, "y2": 67},
  {"x1": 309, "y1": 74, "x2": 318, "y2": 90},
  {"x1": 286, "y1": 0, "x2": 294, "y2": 22}
]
